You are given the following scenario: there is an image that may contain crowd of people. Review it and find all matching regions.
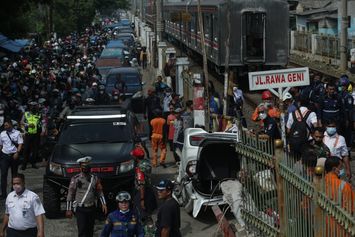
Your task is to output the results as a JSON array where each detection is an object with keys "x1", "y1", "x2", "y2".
[
  {"x1": 246, "y1": 73, "x2": 355, "y2": 231},
  {"x1": 0, "y1": 14, "x2": 184, "y2": 237}
]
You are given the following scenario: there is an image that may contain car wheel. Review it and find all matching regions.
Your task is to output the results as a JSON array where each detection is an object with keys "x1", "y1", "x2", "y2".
[{"x1": 43, "y1": 178, "x2": 61, "y2": 219}]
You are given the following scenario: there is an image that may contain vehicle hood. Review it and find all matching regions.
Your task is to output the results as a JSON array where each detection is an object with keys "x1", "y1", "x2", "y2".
[{"x1": 51, "y1": 142, "x2": 134, "y2": 165}]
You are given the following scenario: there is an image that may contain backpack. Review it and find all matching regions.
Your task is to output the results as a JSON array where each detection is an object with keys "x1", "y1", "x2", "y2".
[{"x1": 288, "y1": 109, "x2": 312, "y2": 153}]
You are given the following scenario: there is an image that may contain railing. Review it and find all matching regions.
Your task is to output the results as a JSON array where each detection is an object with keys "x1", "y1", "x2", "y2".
[
  {"x1": 292, "y1": 31, "x2": 355, "y2": 61},
  {"x1": 236, "y1": 129, "x2": 355, "y2": 237}
]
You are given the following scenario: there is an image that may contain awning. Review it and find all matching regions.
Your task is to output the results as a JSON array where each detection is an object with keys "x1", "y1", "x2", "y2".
[{"x1": 0, "y1": 34, "x2": 31, "y2": 53}]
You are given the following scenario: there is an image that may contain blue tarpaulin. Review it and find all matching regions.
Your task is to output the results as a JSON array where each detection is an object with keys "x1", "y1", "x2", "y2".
[{"x1": 0, "y1": 34, "x2": 30, "y2": 53}]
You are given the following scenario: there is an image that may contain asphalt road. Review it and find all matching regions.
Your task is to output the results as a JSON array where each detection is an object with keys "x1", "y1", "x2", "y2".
[{"x1": 0, "y1": 146, "x2": 223, "y2": 237}]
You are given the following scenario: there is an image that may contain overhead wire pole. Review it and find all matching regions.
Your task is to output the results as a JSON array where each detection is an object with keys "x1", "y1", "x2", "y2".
[
  {"x1": 223, "y1": 0, "x2": 231, "y2": 116},
  {"x1": 340, "y1": 0, "x2": 348, "y2": 71},
  {"x1": 197, "y1": 0, "x2": 210, "y2": 129}
]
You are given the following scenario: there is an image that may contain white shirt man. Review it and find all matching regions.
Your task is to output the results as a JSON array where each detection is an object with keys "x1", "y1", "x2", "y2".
[
  {"x1": 0, "y1": 120, "x2": 23, "y2": 198},
  {"x1": 1, "y1": 174, "x2": 45, "y2": 237},
  {"x1": 0, "y1": 126, "x2": 23, "y2": 155},
  {"x1": 323, "y1": 132, "x2": 348, "y2": 159},
  {"x1": 286, "y1": 107, "x2": 318, "y2": 131}
]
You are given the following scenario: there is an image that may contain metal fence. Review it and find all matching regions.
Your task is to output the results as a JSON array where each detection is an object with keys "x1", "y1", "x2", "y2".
[
  {"x1": 293, "y1": 31, "x2": 355, "y2": 60},
  {"x1": 236, "y1": 129, "x2": 355, "y2": 237},
  {"x1": 293, "y1": 31, "x2": 312, "y2": 53}
]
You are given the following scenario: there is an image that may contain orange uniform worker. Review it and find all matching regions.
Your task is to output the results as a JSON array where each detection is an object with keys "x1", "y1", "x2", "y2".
[
  {"x1": 324, "y1": 156, "x2": 354, "y2": 237},
  {"x1": 150, "y1": 110, "x2": 167, "y2": 167},
  {"x1": 251, "y1": 91, "x2": 280, "y2": 121}
]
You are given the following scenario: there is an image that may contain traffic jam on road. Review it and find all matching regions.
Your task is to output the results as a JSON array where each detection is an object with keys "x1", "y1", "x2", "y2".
[{"x1": 0, "y1": 4, "x2": 355, "y2": 237}]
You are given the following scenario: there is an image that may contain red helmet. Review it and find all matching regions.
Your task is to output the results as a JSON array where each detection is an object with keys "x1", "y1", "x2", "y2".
[
  {"x1": 261, "y1": 91, "x2": 272, "y2": 100},
  {"x1": 130, "y1": 147, "x2": 145, "y2": 159}
]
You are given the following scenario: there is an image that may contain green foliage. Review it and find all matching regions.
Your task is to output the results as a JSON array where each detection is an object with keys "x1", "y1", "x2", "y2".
[{"x1": 0, "y1": 0, "x2": 130, "y2": 40}]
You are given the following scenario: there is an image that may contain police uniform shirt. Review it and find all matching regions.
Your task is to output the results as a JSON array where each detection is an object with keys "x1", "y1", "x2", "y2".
[
  {"x1": 67, "y1": 173, "x2": 104, "y2": 207},
  {"x1": 323, "y1": 132, "x2": 348, "y2": 159},
  {"x1": 0, "y1": 129, "x2": 23, "y2": 154},
  {"x1": 5, "y1": 189, "x2": 45, "y2": 230}
]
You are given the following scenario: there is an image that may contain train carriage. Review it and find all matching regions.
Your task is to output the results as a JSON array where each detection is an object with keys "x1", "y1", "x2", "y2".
[{"x1": 146, "y1": 0, "x2": 289, "y2": 75}]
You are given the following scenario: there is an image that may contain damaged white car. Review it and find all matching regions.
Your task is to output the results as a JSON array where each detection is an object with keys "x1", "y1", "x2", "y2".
[{"x1": 174, "y1": 128, "x2": 240, "y2": 218}]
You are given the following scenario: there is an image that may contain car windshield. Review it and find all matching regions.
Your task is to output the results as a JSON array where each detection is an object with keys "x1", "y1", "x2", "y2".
[
  {"x1": 59, "y1": 122, "x2": 131, "y2": 144},
  {"x1": 106, "y1": 73, "x2": 140, "y2": 86},
  {"x1": 100, "y1": 48, "x2": 123, "y2": 58}
]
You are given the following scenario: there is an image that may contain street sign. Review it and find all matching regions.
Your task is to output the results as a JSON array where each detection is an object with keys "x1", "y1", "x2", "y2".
[{"x1": 248, "y1": 67, "x2": 310, "y2": 91}]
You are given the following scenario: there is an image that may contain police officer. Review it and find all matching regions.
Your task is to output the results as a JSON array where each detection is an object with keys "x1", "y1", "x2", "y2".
[
  {"x1": 100, "y1": 191, "x2": 144, "y2": 237},
  {"x1": 66, "y1": 156, "x2": 108, "y2": 237},
  {"x1": 20, "y1": 101, "x2": 44, "y2": 170},
  {"x1": 338, "y1": 75, "x2": 354, "y2": 152},
  {"x1": 320, "y1": 82, "x2": 342, "y2": 127}
]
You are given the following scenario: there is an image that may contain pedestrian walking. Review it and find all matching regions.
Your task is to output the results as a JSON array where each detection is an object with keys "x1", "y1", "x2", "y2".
[
  {"x1": 155, "y1": 179, "x2": 181, "y2": 237},
  {"x1": 150, "y1": 110, "x2": 167, "y2": 167},
  {"x1": 323, "y1": 120, "x2": 351, "y2": 181},
  {"x1": 257, "y1": 105, "x2": 280, "y2": 140},
  {"x1": 173, "y1": 108, "x2": 183, "y2": 162},
  {"x1": 338, "y1": 75, "x2": 354, "y2": 152},
  {"x1": 229, "y1": 85, "x2": 247, "y2": 128},
  {"x1": 130, "y1": 147, "x2": 157, "y2": 223},
  {"x1": 66, "y1": 156, "x2": 108, "y2": 237},
  {"x1": 286, "y1": 98, "x2": 317, "y2": 155},
  {"x1": 251, "y1": 90, "x2": 280, "y2": 121},
  {"x1": 319, "y1": 82, "x2": 342, "y2": 127},
  {"x1": 0, "y1": 119, "x2": 23, "y2": 199},
  {"x1": 0, "y1": 173, "x2": 45, "y2": 237},
  {"x1": 324, "y1": 156, "x2": 355, "y2": 236},
  {"x1": 100, "y1": 191, "x2": 144, "y2": 237},
  {"x1": 181, "y1": 100, "x2": 194, "y2": 130},
  {"x1": 166, "y1": 106, "x2": 176, "y2": 153},
  {"x1": 140, "y1": 47, "x2": 148, "y2": 69},
  {"x1": 144, "y1": 89, "x2": 161, "y2": 138},
  {"x1": 20, "y1": 101, "x2": 43, "y2": 170}
]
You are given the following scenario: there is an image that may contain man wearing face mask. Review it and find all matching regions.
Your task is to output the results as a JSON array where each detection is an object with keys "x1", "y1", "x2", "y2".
[
  {"x1": 1, "y1": 173, "x2": 45, "y2": 237},
  {"x1": 323, "y1": 120, "x2": 351, "y2": 180},
  {"x1": 252, "y1": 90, "x2": 280, "y2": 122},
  {"x1": 258, "y1": 105, "x2": 280, "y2": 140},
  {"x1": 20, "y1": 101, "x2": 43, "y2": 170},
  {"x1": 66, "y1": 156, "x2": 107, "y2": 237},
  {"x1": 0, "y1": 120, "x2": 23, "y2": 199}
]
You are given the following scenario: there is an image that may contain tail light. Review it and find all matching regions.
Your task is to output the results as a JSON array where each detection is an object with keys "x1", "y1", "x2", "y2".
[
  {"x1": 189, "y1": 135, "x2": 205, "y2": 146},
  {"x1": 66, "y1": 167, "x2": 81, "y2": 174},
  {"x1": 186, "y1": 160, "x2": 197, "y2": 177}
]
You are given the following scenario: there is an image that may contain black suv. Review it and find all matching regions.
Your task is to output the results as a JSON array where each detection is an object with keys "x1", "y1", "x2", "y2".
[{"x1": 43, "y1": 105, "x2": 144, "y2": 218}]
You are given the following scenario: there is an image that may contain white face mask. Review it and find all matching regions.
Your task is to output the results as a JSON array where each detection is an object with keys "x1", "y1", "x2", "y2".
[{"x1": 259, "y1": 112, "x2": 267, "y2": 120}]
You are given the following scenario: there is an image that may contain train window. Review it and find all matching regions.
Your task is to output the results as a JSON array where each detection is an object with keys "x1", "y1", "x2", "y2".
[{"x1": 242, "y1": 12, "x2": 265, "y2": 61}]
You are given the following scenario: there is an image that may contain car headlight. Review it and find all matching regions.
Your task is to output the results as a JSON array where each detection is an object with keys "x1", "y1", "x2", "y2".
[
  {"x1": 118, "y1": 160, "x2": 134, "y2": 173},
  {"x1": 49, "y1": 162, "x2": 63, "y2": 176}
]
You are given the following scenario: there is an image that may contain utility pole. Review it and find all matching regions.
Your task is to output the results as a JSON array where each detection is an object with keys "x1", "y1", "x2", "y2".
[
  {"x1": 197, "y1": 0, "x2": 210, "y2": 129},
  {"x1": 340, "y1": 0, "x2": 348, "y2": 71},
  {"x1": 223, "y1": 1, "x2": 231, "y2": 116}
]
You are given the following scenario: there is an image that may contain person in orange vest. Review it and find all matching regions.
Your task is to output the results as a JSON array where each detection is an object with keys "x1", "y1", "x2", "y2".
[
  {"x1": 150, "y1": 109, "x2": 167, "y2": 168},
  {"x1": 251, "y1": 90, "x2": 280, "y2": 121},
  {"x1": 324, "y1": 156, "x2": 355, "y2": 236}
]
